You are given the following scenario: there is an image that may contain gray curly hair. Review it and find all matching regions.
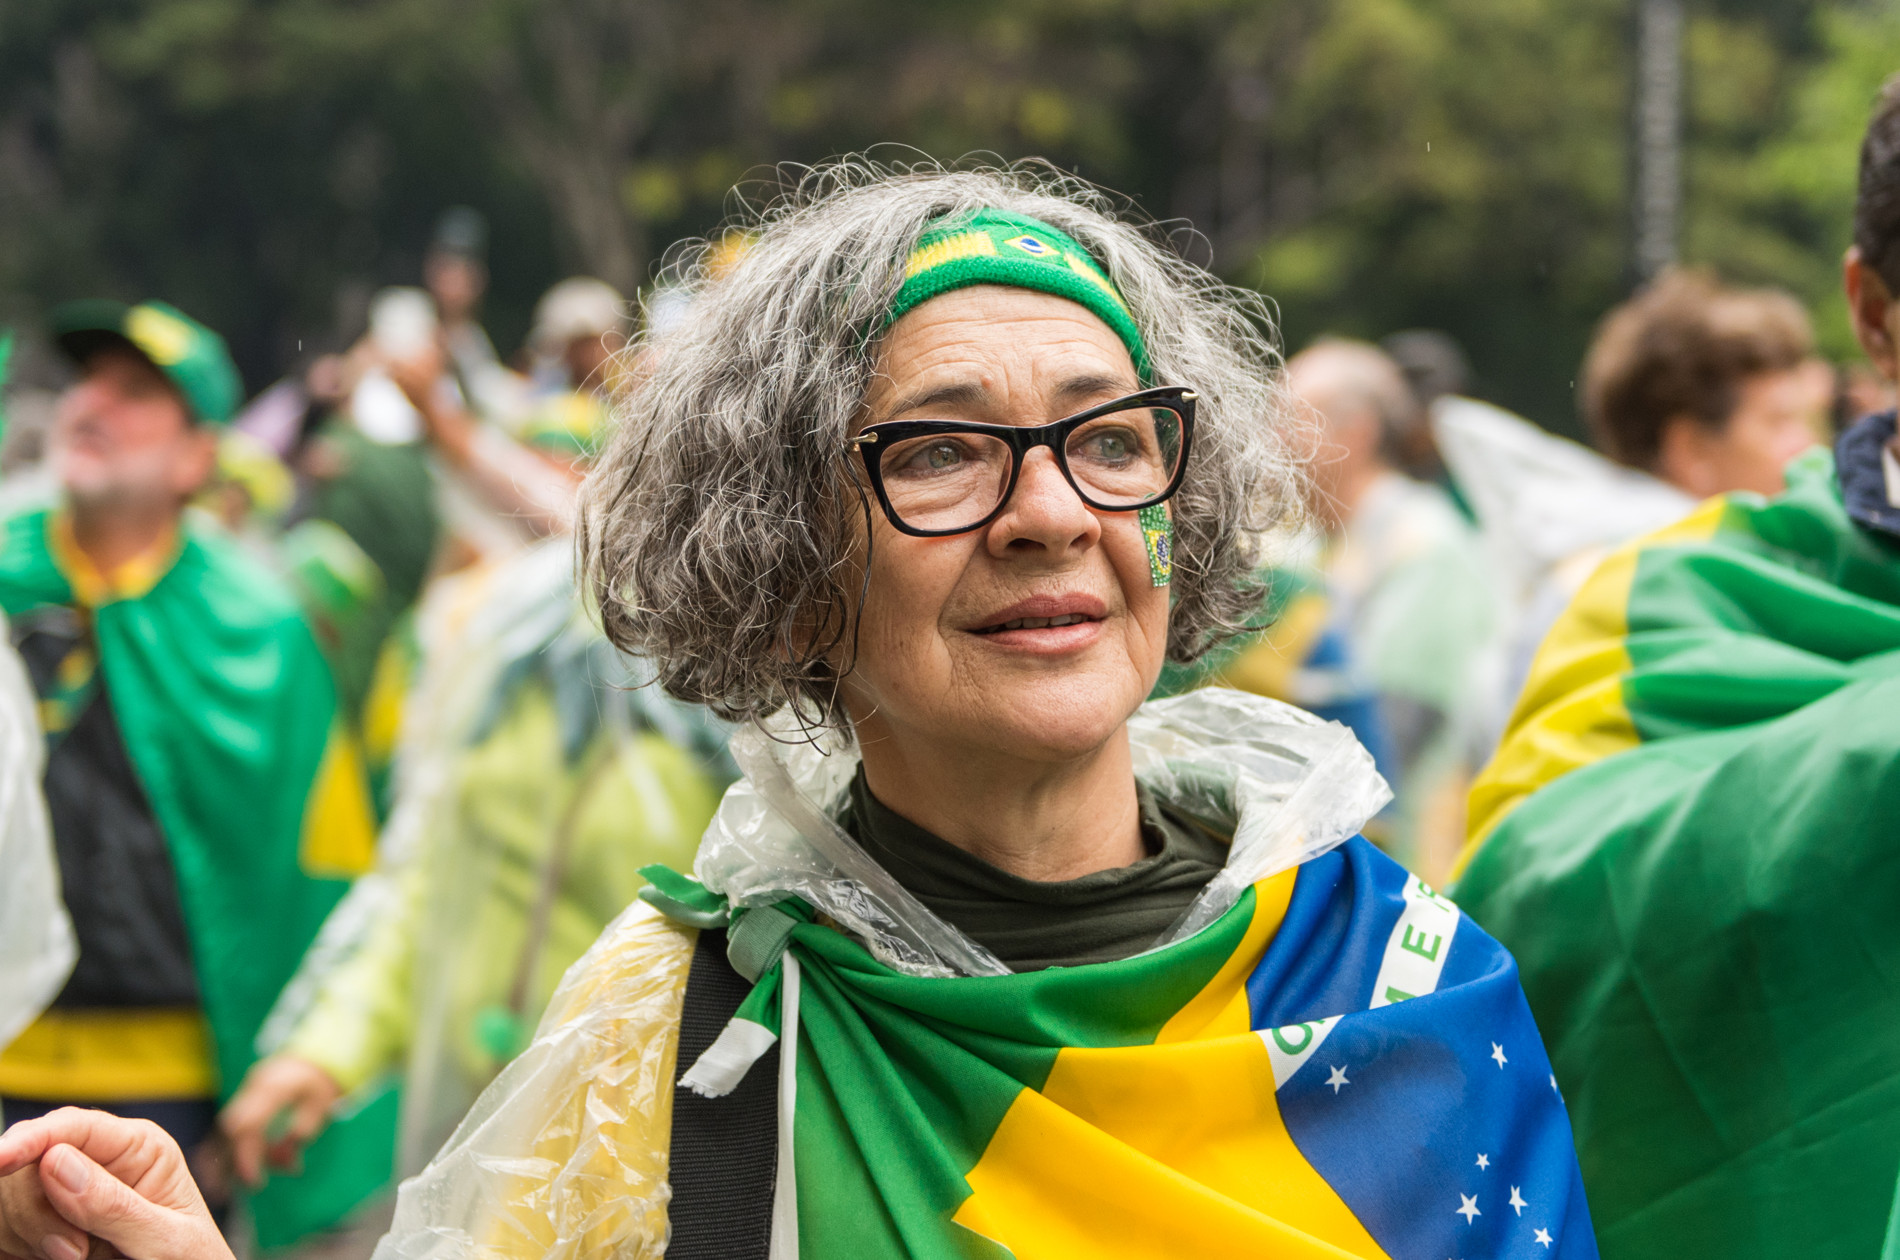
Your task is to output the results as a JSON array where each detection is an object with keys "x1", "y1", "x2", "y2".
[{"x1": 580, "y1": 159, "x2": 1304, "y2": 729}]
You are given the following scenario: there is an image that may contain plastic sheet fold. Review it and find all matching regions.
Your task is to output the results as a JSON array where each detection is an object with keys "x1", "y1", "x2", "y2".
[
  {"x1": 373, "y1": 686, "x2": 1390, "y2": 1256},
  {"x1": 371, "y1": 902, "x2": 695, "y2": 1259},
  {"x1": 697, "y1": 688, "x2": 1391, "y2": 976},
  {"x1": 0, "y1": 619, "x2": 72, "y2": 1050}
]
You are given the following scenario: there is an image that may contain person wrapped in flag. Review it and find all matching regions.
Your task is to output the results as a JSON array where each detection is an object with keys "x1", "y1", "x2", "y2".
[
  {"x1": 360, "y1": 164, "x2": 1597, "y2": 1260},
  {"x1": 0, "y1": 165, "x2": 1597, "y2": 1260},
  {"x1": 0, "y1": 300, "x2": 387, "y2": 1251},
  {"x1": 1454, "y1": 78, "x2": 1900, "y2": 1260}
]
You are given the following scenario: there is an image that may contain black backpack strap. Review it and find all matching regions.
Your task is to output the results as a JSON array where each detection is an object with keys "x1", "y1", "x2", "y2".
[{"x1": 665, "y1": 925, "x2": 779, "y2": 1259}]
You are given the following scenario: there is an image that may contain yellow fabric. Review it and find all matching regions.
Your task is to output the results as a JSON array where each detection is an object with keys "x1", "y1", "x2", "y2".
[
  {"x1": 284, "y1": 688, "x2": 719, "y2": 1123},
  {"x1": 1454, "y1": 497, "x2": 1730, "y2": 878},
  {"x1": 0, "y1": 1008, "x2": 216, "y2": 1100},
  {"x1": 299, "y1": 725, "x2": 378, "y2": 878},
  {"x1": 473, "y1": 906, "x2": 696, "y2": 1259},
  {"x1": 952, "y1": 875, "x2": 1387, "y2": 1260},
  {"x1": 1155, "y1": 867, "x2": 1296, "y2": 1042},
  {"x1": 358, "y1": 632, "x2": 411, "y2": 771},
  {"x1": 1215, "y1": 590, "x2": 1332, "y2": 701},
  {"x1": 47, "y1": 512, "x2": 181, "y2": 607}
]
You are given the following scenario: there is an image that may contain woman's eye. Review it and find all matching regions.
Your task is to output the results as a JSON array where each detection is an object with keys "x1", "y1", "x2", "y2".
[
  {"x1": 890, "y1": 439, "x2": 968, "y2": 475},
  {"x1": 1079, "y1": 429, "x2": 1138, "y2": 463}
]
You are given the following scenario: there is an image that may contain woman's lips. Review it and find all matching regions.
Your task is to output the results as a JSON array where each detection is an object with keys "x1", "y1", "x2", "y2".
[
  {"x1": 969, "y1": 619, "x2": 1105, "y2": 652},
  {"x1": 966, "y1": 596, "x2": 1108, "y2": 652},
  {"x1": 978, "y1": 612, "x2": 1093, "y2": 632}
]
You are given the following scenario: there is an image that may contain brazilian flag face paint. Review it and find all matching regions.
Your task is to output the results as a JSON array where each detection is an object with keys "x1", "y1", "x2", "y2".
[{"x1": 1139, "y1": 501, "x2": 1173, "y2": 587}]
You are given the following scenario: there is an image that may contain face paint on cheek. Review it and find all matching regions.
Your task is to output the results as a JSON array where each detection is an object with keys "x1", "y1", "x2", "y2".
[{"x1": 1139, "y1": 502, "x2": 1172, "y2": 587}]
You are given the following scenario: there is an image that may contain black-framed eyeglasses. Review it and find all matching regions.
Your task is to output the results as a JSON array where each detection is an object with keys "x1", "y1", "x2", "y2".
[{"x1": 848, "y1": 386, "x2": 1196, "y2": 537}]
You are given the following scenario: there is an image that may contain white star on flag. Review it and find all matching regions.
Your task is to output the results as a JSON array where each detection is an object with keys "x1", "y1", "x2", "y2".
[
  {"x1": 1491, "y1": 1042, "x2": 1508, "y2": 1068},
  {"x1": 1509, "y1": 1186, "x2": 1528, "y2": 1216},
  {"x1": 1326, "y1": 1065, "x2": 1349, "y2": 1094},
  {"x1": 1456, "y1": 1195, "x2": 1481, "y2": 1223},
  {"x1": 1534, "y1": 1227, "x2": 1554, "y2": 1248},
  {"x1": 1475, "y1": 1153, "x2": 1489, "y2": 1170}
]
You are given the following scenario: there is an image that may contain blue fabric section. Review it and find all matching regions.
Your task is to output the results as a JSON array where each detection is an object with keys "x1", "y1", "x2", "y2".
[
  {"x1": 1250, "y1": 839, "x2": 1598, "y2": 1259},
  {"x1": 1836, "y1": 409, "x2": 1900, "y2": 542}
]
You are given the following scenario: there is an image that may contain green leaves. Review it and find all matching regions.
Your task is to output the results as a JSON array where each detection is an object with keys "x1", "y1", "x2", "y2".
[{"x1": 1, "y1": 0, "x2": 1893, "y2": 422}]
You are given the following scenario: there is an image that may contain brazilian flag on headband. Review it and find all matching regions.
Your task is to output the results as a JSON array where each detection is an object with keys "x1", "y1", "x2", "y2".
[
  {"x1": 640, "y1": 835, "x2": 1594, "y2": 1258},
  {"x1": 1454, "y1": 439, "x2": 1900, "y2": 1259},
  {"x1": 0, "y1": 504, "x2": 397, "y2": 1249}
]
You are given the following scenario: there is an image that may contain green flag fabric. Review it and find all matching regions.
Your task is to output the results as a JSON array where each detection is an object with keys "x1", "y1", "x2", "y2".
[
  {"x1": 1454, "y1": 443, "x2": 1900, "y2": 1259},
  {"x1": 0, "y1": 503, "x2": 393, "y2": 1249},
  {"x1": 372, "y1": 692, "x2": 1600, "y2": 1260}
]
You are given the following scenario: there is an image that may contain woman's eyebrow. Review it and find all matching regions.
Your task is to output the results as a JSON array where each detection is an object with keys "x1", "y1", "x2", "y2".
[
  {"x1": 1050, "y1": 373, "x2": 1138, "y2": 408},
  {"x1": 878, "y1": 382, "x2": 991, "y2": 423}
]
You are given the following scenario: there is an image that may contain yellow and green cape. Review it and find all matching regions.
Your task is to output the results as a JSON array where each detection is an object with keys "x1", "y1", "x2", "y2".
[
  {"x1": 1456, "y1": 439, "x2": 1900, "y2": 1258},
  {"x1": 0, "y1": 503, "x2": 392, "y2": 1248}
]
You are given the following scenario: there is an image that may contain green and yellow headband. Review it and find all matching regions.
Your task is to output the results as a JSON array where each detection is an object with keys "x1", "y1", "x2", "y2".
[{"x1": 883, "y1": 210, "x2": 1151, "y2": 381}]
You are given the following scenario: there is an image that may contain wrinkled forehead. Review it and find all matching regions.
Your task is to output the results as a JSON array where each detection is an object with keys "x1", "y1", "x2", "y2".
[{"x1": 866, "y1": 285, "x2": 1140, "y2": 420}]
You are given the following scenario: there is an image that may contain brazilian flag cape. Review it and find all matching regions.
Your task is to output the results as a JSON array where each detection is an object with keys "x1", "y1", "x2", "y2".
[
  {"x1": 633, "y1": 834, "x2": 1599, "y2": 1257},
  {"x1": 374, "y1": 694, "x2": 1594, "y2": 1257},
  {"x1": 1455, "y1": 439, "x2": 1900, "y2": 1259},
  {"x1": 0, "y1": 505, "x2": 396, "y2": 1249}
]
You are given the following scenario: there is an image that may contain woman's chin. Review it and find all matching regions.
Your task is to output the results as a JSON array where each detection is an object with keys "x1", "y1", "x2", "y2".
[{"x1": 958, "y1": 678, "x2": 1145, "y2": 763}]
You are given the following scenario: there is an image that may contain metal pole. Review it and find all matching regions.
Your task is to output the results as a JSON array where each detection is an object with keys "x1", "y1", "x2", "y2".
[{"x1": 1634, "y1": 0, "x2": 1684, "y2": 281}]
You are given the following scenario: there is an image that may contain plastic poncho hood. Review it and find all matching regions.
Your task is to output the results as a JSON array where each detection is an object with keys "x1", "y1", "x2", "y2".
[{"x1": 694, "y1": 687, "x2": 1392, "y2": 978}]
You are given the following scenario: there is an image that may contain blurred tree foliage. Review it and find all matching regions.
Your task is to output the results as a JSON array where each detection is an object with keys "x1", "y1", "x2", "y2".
[{"x1": 0, "y1": 0, "x2": 1895, "y2": 430}]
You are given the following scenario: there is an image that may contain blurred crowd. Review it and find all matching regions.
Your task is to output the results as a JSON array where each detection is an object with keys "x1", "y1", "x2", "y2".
[
  {"x1": 0, "y1": 210, "x2": 743, "y2": 1252},
  {"x1": 0, "y1": 75, "x2": 1897, "y2": 1260}
]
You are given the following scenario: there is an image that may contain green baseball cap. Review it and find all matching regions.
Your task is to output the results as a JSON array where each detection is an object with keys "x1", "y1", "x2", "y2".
[{"x1": 52, "y1": 299, "x2": 242, "y2": 425}]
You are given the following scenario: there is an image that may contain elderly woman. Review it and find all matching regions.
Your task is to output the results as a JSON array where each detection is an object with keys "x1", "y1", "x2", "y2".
[{"x1": 0, "y1": 165, "x2": 1593, "y2": 1260}]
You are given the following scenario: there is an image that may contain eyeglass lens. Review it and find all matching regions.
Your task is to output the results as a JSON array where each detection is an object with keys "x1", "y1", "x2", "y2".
[{"x1": 876, "y1": 402, "x2": 1184, "y2": 533}]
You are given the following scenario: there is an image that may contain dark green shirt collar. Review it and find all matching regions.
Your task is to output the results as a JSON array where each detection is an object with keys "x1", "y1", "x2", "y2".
[{"x1": 841, "y1": 768, "x2": 1229, "y2": 972}]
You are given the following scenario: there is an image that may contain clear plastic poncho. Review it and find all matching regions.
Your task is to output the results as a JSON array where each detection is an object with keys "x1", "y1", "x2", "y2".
[
  {"x1": 371, "y1": 688, "x2": 1391, "y2": 1258},
  {"x1": 0, "y1": 614, "x2": 72, "y2": 1050},
  {"x1": 261, "y1": 539, "x2": 732, "y2": 1174}
]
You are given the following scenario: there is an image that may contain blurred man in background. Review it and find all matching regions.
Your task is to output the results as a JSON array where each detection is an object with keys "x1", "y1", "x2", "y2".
[
  {"x1": 1442, "y1": 270, "x2": 1832, "y2": 753},
  {"x1": 393, "y1": 276, "x2": 628, "y2": 538},
  {"x1": 0, "y1": 301, "x2": 386, "y2": 1245},
  {"x1": 1287, "y1": 338, "x2": 1499, "y2": 877},
  {"x1": 1581, "y1": 268, "x2": 1830, "y2": 499},
  {"x1": 424, "y1": 207, "x2": 521, "y2": 424},
  {"x1": 1455, "y1": 74, "x2": 1900, "y2": 1260}
]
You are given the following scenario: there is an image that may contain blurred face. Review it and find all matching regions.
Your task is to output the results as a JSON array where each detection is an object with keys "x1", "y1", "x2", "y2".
[
  {"x1": 1285, "y1": 350, "x2": 1385, "y2": 531},
  {"x1": 1657, "y1": 365, "x2": 1825, "y2": 499},
  {"x1": 425, "y1": 253, "x2": 485, "y2": 323},
  {"x1": 563, "y1": 332, "x2": 625, "y2": 392},
  {"x1": 51, "y1": 346, "x2": 214, "y2": 512},
  {"x1": 842, "y1": 285, "x2": 1170, "y2": 765}
]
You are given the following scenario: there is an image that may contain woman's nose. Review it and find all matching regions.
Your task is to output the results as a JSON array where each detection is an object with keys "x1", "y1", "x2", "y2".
[{"x1": 988, "y1": 447, "x2": 1100, "y2": 554}]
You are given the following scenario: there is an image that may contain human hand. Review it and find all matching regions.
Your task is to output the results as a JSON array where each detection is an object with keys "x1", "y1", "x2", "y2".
[
  {"x1": 383, "y1": 344, "x2": 448, "y2": 415},
  {"x1": 218, "y1": 1055, "x2": 343, "y2": 1188},
  {"x1": 0, "y1": 1108, "x2": 232, "y2": 1260}
]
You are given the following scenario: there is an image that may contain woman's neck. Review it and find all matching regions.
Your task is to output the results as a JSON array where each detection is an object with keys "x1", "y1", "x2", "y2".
[{"x1": 853, "y1": 725, "x2": 1144, "y2": 883}]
